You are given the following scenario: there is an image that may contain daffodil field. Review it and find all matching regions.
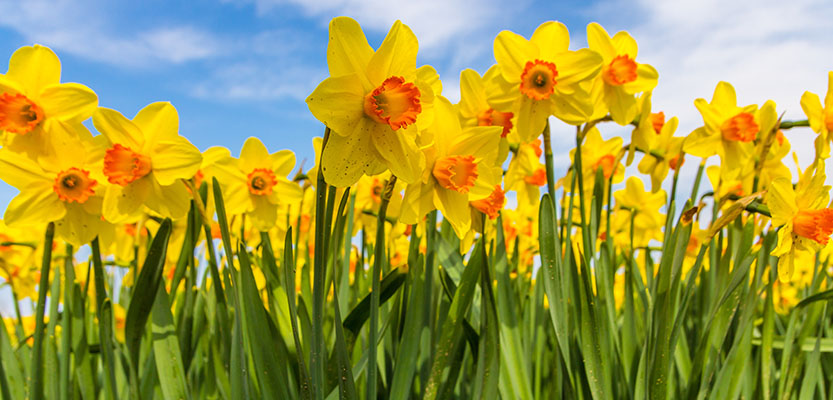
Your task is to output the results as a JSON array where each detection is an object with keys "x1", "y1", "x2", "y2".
[{"x1": 2, "y1": 15, "x2": 833, "y2": 400}]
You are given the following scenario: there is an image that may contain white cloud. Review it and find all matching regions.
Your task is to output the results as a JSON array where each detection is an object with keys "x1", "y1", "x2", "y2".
[
  {"x1": 191, "y1": 62, "x2": 327, "y2": 101},
  {"x1": 0, "y1": 0, "x2": 222, "y2": 67}
]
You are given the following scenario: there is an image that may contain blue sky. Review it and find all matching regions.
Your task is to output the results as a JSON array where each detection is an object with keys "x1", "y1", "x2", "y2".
[{"x1": 1, "y1": 0, "x2": 833, "y2": 314}]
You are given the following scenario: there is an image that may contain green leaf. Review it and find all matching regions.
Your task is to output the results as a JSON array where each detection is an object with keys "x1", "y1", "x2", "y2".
[
  {"x1": 473, "y1": 241, "x2": 499, "y2": 400},
  {"x1": 151, "y1": 287, "x2": 190, "y2": 400}
]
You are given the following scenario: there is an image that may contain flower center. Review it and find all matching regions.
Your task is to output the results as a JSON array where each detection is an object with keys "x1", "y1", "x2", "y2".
[
  {"x1": 0, "y1": 93, "x2": 44, "y2": 135},
  {"x1": 651, "y1": 111, "x2": 665, "y2": 134},
  {"x1": 520, "y1": 60, "x2": 558, "y2": 100},
  {"x1": 792, "y1": 208, "x2": 833, "y2": 245},
  {"x1": 594, "y1": 154, "x2": 617, "y2": 179},
  {"x1": 721, "y1": 112, "x2": 758, "y2": 142},
  {"x1": 825, "y1": 109, "x2": 833, "y2": 132},
  {"x1": 477, "y1": 108, "x2": 514, "y2": 137},
  {"x1": 432, "y1": 155, "x2": 478, "y2": 193},
  {"x1": 524, "y1": 167, "x2": 547, "y2": 186},
  {"x1": 471, "y1": 185, "x2": 505, "y2": 219},
  {"x1": 104, "y1": 144, "x2": 151, "y2": 186},
  {"x1": 775, "y1": 130, "x2": 786, "y2": 147},
  {"x1": 53, "y1": 168, "x2": 97, "y2": 203},
  {"x1": 247, "y1": 168, "x2": 277, "y2": 196},
  {"x1": 604, "y1": 55, "x2": 638, "y2": 86},
  {"x1": 363, "y1": 76, "x2": 422, "y2": 130}
]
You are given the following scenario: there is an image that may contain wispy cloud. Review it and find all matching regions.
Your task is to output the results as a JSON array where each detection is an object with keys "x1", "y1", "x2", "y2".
[{"x1": 0, "y1": 0, "x2": 223, "y2": 67}]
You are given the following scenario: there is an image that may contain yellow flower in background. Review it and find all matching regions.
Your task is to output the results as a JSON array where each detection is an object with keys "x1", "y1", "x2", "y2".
[
  {"x1": 612, "y1": 177, "x2": 666, "y2": 250},
  {"x1": 684, "y1": 81, "x2": 759, "y2": 170},
  {"x1": 93, "y1": 102, "x2": 202, "y2": 223},
  {"x1": 205, "y1": 137, "x2": 302, "y2": 231},
  {"x1": 565, "y1": 127, "x2": 624, "y2": 199},
  {"x1": 505, "y1": 139, "x2": 546, "y2": 206},
  {"x1": 767, "y1": 160, "x2": 833, "y2": 282},
  {"x1": 638, "y1": 114, "x2": 683, "y2": 192},
  {"x1": 800, "y1": 71, "x2": 833, "y2": 159},
  {"x1": 0, "y1": 45, "x2": 98, "y2": 157},
  {"x1": 458, "y1": 67, "x2": 514, "y2": 163},
  {"x1": 0, "y1": 124, "x2": 109, "y2": 246},
  {"x1": 306, "y1": 17, "x2": 435, "y2": 187},
  {"x1": 586, "y1": 22, "x2": 658, "y2": 125},
  {"x1": 400, "y1": 96, "x2": 502, "y2": 238},
  {"x1": 490, "y1": 21, "x2": 603, "y2": 141}
]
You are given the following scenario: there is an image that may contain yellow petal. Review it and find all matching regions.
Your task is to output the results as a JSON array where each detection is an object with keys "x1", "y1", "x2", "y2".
[
  {"x1": 399, "y1": 179, "x2": 434, "y2": 225},
  {"x1": 5, "y1": 186, "x2": 66, "y2": 226},
  {"x1": 134, "y1": 102, "x2": 179, "y2": 146},
  {"x1": 372, "y1": 125, "x2": 423, "y2": 184},
  {"x1": 38, "y1": 83, "x2": 98, "y2": 122},
  {"x1": 552, "y1": 89, "x2": 594, "y2": 125},
  {"x1": 777, "y1": 247, "x2": 796, "y2": 283},
  {"x1": 151, "y1": 137, "x2": 203, "y2": 186},
  {"x1": 306, "y1": 74, "x2": 366, "y2": 137},
  {"x1": 103, "y1": 179, "x2": 150, "y2": 223},
  {"x1": 448, "y1": 126, "x2": 501, "y2": 164},
  {"x1": 800, "y1": 91, "x2": 823, "y2": 133},
  {"x1": 622, "y1": 63, "x2": 658, "y2": 94},
  {"x1": 144, "y1": 179, "x2": 191, "y2": 220},
  {"x1": 271, "y1": 149, "x2": 296, "y2": 177},
  {"x1": 239, "y1": 136, "x2": 270, "y2": 172},
  {"x1": 0, "y1": 149, "x2": 52, "y2": 189},
  {"x1": 458, "y1": 69, "x2": 486, "y2": 119},
  {"x1": 366, "y1": 20, "x2": 418, "y2": 84},
  {"x1": 321, "y1": 118, "x2": 380, "y2": 187},
  {"x1": 825, "y1": 71, "x2": 833, "y2": 109},
  {"x1": 683, "y1": 127, "x2": 719, "y2": 158},
  {"x1": 767, "y1": 178, "x2": 797, "y2": 226},
  {"x1": 6, "y1": 45, "x2": 61, "y2": 96},
  {"x1": 515, "y1": 95, "x2": 551, "y2": 142},
  {"x1": 434, "y1": 188, "x2": 470, "y2": 238},
  {"x1": 56, "y1": 201, "x2": 108, "y2": 247},
  {"x1": 711, "y1": 81, "x2": 737, "y2": 109},
  {"x1": 604, "y1": 85, "x2": 637, "y2": 125},
  {"x1": 531, "y1": 21, "x2": 570, "y2": 61},
  {"x1": 248, "y1": 195, "x2": 278, "y2": 231},
  {"x1": 554, "y1": 49, "x2": 603, "y2": 86},
  {"x1": 93, "y1": 107, "x2": 143, "y2": 149},
  {"x1": 611, "y1": 31, "x2": 638, "y2": 59},
  {"x1": 417, "y1": 65, "x2": 442, "y2": 97},
  {"x1": 586, "y1": 22, "x2": 615, "y2": 61},
  {"x1": 327, "y1": 17, "x2": 373, "y2": 86},
  {"x1": 494, "y1": 30, "x2": 537, "y2": 84}
]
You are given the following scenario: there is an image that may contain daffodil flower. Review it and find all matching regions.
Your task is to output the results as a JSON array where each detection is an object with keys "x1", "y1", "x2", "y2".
[
  {"x1": 767, "y1": 160, "x2": 833, "y2": 282},
  {"x1": 800, "y1": 71, "x2": 833, "y2": 159},
  {"x1": 586, "y1": 22, "x2": 658, "y2": 125},
  {"x1": 0, "y1": 45, "x2": 97, "y2": 158},
  {"x1": 458, "y1": 67, "x2": 514, "y2": 163},
  {"x1": 92, "y1": 102, "x2": 202, "y2": 223},
  {"x1": 205, "y1": 137, "x2": 302, "y2": 231},
  {"x1": 306, "y1": 17, "x2": 435, "y2": 187},
  {"x1": 684, "y1": 81, "x2": 760, "y2": 171},
  {"x1": 0, "y1": 124, "x2": 109, "y2": 246},
  {"x1": 490, "y1": 21, "x2": 602, "y2": 141},
  {"x1": 400, "y1": 97, "x2": 502, "y2": 238},
  {"x1": 505, "y1": 139, "x2": 547, "y2": 206},
  {"x1": 612, "y1": 177, "x2": 666, "y2": 250},
  {"x1": 565, "y1": 127, "x2": 624, "y2": 198},
  {"x1": 637, "y1": 114, "x2": 683, "y2": 192}
]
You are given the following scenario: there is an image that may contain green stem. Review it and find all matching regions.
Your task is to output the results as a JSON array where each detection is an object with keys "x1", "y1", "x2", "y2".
[
  {"x1": 91, "y1": 237, "x2": 119, "y2": 400},
  {"x1": 311, "y1": 127, "x2": 331, "y2": 400},
  {"x1": 60, "y1": 244, "x2": 74, "y2": 400},
  {"x1": 778, "y1": 119, "x2": 809, "y2": 130},
  {"x1": 29, "y1": 222, "x2": 54, "y2": 400},
  {"x1": 367, "y1": 176, "x2": 396, "y2": 400},
  {"x1": 542, "y1": 119, "x2": 557, "y2": 203},
  {"x1": 689, "y1": 160, "x2": 706, "y2": 205}
]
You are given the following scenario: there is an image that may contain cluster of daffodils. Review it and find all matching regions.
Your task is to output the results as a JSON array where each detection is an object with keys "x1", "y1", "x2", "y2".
[{"x1": 0, "y1": 16, "x2": 832, "y2": 319}]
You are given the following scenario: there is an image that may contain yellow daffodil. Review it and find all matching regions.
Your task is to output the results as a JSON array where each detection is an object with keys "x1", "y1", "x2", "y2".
[
  {"x1": 399, "y1": 96, "x2": 502, "y2": 238},
  {"x1": 800, "y1": 71, "x2": 833, "y2": 158},
  {"x1": 92, "y1": 102, "x2": 202, "y2": 223},
  {"x1": 505, "y1": 139, "x2": 546, "y2": 205},
  {"x1": 638, "y1": 114, "x2": 683, "y2": 192},
  {"x1": 0, "y1": 124, "x2": 109, "y2": 246},
  {"x1": 684, "y1": 81, "x2": 759, "y2": 170},
  {"x1": 0, "y1": 45, "x2": 98, "y2": 158},
  {"x1": 206, "y1": 137, "x2": 302, "y2": 231},
  {"x1": 490, "y1": 21, "x2": 603, "y2": 141},
  {"x1": 565, "y1": 127, "x2": 624, "y2": 199},
  {"x1": 767, "y1": 159, "x2": 833, "y2": 282},
  {"x1": 586, "y1": 22, "x2": 658, "y2": 125},
  {"x1": 306, "y1": 17, "x2": 435, "y2": 187},
  {"x1": 612, "y1": 177, "x2": 666, "y2": 250},
  {"x1": 458, "y1": 67, "x2": 514, "y2": 163}
]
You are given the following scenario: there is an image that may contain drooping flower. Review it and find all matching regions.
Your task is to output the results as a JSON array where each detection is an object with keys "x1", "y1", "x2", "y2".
[
  {"x1": 637, "y1": 114, "x2": 683, "y2": 192},
  {"x1": 306, "y1": 17, "x2": 435, "y2": 187},
  {"x1": 767, "y1": 160, "x2": 833, "y2": 282},
  {"x1": 489, "y1": 21, "x2": 603, "y2": 141},
  {"x1": 586, "y1": 22, "x2": 658, "y2": 125},
  {"x1": 611, "y1": 176, "x2": 666, "y2": 250},
  {"x1": 92, "y1": 102, "x2": 202, "y2": 223},
  {"x1": 505, "y1": 139, "x2": 546, "y2": 206},
  {"x1": 205, "y1": 137, "x2": 302, "y2": 231},
  {"x1": 0, "y1": 45, "x2": 98, "y2": 158},
  {"x1": 800, "y1": 71, "x2": 833, "y2": 159}
]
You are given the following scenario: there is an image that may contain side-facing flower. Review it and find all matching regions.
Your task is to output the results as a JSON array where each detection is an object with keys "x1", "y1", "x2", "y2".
[
  {"x1": 93, "y1": 102, "x2": 202, "y2": 222},
  {"x1": 458, "y1": 67, "x2": 515, "y2": 163},
  {"x1": 586, "y1": 22, "x2": 658, "y2": 125},
  {"x1": 306, "y1": 17, "x2": 434, "y2": 187},
  {"x1": 0, "y1": 45, "x2": 97, "y2": 158},
  {"x1": 205, "y1": 137, "x2": 302, "y2": 231},
  {"x1": 767, "y1": 160, "x2": 833, "y2": 282},
  {"x1": 800, "y1": 71, "x2": 833, "y2": 159},
  {"x1": 490, "y1": 21, "x2": 603, "y2": 141},
  {"x1": 637, "y1": 114, "x2": 683, "y2": 192}
]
